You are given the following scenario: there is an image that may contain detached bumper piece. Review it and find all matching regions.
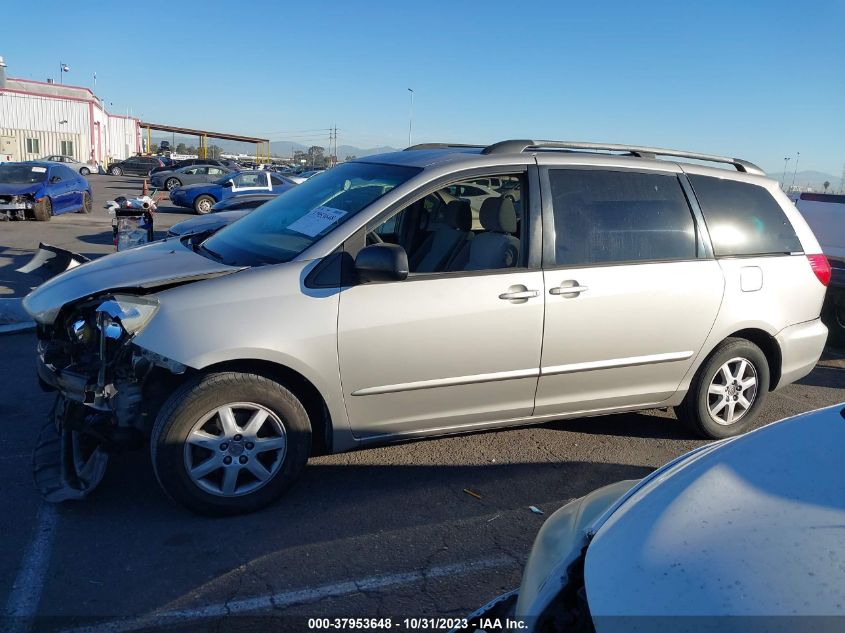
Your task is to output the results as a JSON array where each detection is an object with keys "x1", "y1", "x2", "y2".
[
  {"x1": 33, "y1": 396, "x2": 109, "y2": 502},
  {"x1": 16, "y1": 243, "x2": 90, "y2": 281}
]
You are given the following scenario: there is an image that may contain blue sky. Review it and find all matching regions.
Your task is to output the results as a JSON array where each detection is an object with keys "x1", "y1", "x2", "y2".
[{"x1": 3, "y1": 0, "x2": 843, "y2": 174}]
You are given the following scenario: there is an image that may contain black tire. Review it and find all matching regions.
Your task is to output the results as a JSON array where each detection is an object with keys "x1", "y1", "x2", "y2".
[
  {"x1": 151, "y1": 372, "x2": 312, "y2": 516},
  {"x1": 33, "y1": 197, "x2": 52, "y2": 221},
  {"x1": 675, "y1": 337, "x2": 770, "y2": 439},
  {"x1": 110, "y1": 166, "x2": 123, "y2": 176},
  {"x1": 193, "y1": 194, "x2": 215, "y2": 214},
  {"x1": 79, "y1": 167, "x2": 90, "y2": 176},
  {"x1": 78, "y1": 191, "x2": 92, "y2": 214},
  {"x1": 822, "y1": 296, "x2": 845, "y2": 349},
  {"x1": 165, "y1": 177, "x2": 181, "y2": 191}
]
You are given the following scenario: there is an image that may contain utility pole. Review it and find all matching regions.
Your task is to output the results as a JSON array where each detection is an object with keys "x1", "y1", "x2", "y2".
[
  {"x1": 790, "y1": 151, "x2": 800, "y2": 191},
  {"x1": 781, "y1": 157, "x2": 790, "y2": 190},
  {"x1": 407, "y1": 88, "x2": 414, "y2": 147}
]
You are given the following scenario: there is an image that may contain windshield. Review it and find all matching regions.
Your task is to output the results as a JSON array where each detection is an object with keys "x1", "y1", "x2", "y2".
[
  {"x1": 202, "y1": 162, "x2": 420, "y2": 266},
  {"x1": 0, "y1": 164, "x2": 48, "y2": 184}
]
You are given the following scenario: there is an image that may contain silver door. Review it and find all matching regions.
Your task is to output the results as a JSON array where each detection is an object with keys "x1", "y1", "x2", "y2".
[
  {"x1": 337, "y1": 270, "x2": 545, "y2": 437},
  {"x1": 535, "y1": 166, "x2": 725, "y2": 416}
]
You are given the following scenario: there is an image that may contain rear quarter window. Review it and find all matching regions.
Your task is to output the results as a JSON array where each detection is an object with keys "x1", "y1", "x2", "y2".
[{"x1": 688, "y1": 175, "x2": 802, "y2": 256}]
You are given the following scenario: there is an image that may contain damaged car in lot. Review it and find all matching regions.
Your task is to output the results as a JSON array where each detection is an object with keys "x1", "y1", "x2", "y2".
[
  {"x1": 23, "y1": 140, "x2": 829, "y2": 515},
  {"x1": 455, "y1": 404, "x2": 845, "y2": 633},
  {"x1": 0, "y1": 161, "x2": 93, "y2": 220}
]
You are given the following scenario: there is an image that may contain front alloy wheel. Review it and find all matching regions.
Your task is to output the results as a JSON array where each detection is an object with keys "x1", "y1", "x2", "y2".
[
  {"x1": 184, "y1": 403, "x2": 287, "y2": 497},
  {"x1": 165, "y1": 177, "x2": 181, "y2": 191}
]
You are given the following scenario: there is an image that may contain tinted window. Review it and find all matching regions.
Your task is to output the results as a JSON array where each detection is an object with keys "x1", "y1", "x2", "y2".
[
  {"x1": 688, "y1": 175, "x2": 802, "y2": 256},
  {"x1": 549, "y1": 169, "x2": 697, "y2": 266}
]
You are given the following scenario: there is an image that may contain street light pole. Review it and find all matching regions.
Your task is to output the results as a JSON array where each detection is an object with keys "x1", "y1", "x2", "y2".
[
  {"x1": 790, "y1": 151, "x2": 800, "y2": 191},
  {"x1": 782, "y1": 157, "x2": 790, "y2": 190},
  {"x1": 407, "y1": 88, "x2": 414, "y2": 148}
]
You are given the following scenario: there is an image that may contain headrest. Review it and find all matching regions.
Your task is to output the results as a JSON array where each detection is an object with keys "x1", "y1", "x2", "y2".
[
  {"x1": 479, "y1": 197, "x2": 517, "y2": 233},
  {"x1": 444, "y1": 199, "x2": 472, "y2": 231}
]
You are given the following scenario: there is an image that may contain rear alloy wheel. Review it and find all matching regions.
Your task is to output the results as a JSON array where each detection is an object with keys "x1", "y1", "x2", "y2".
[
  {"x1": 151, "y1": 372, "x2": 312, "y2": 515},
  {"x1": 33, "y1": 197, "x2": 52, "y2": 221},
  {"x1": 165, "y1": 177, "x2": 181, "y2": 191},
  {"x1": 79, "y1": 191, "x2": 92, "y2": 214},
  {"x1": 194, "y1": 194, "x2": 215, "y2": 214},
  {"x1": 110, "y1": 166, "x2": 123, "y2": 176},
  {"x1": 675, "y1": 337, "x2": 769, "y2": 439}
]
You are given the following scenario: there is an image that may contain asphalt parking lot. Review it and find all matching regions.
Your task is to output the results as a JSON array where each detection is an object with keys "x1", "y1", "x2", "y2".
[{"x1": 2, "y1": 175, "x2": 845, "y2": 631}]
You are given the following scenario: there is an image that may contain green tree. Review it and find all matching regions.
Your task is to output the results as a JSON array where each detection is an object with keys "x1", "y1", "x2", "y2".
[
  {"x1": 824, "y1": 181, "x2": 830, "y2": 192},
  {"x1": 208, "y1": 144, "x2": 224, "y2": 159},
  {"x1": 186, "y1": 146, "x2": 197, "y2": 155},
  {"x1": 344, "y1": 155, "x2": 357, "y2": 162},
  {"x1": 293, "y1": 150, "x2": 307, "y2": 164},
  {"x1": 307, "y1": 145, "x2": 325, "y2": 167},
  {"x1": 175, "y1": 143, "x2": 187, "y2": 154}
]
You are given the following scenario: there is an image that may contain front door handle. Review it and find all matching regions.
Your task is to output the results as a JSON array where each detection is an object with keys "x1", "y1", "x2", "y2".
[
  {"x1": 499, "y1": 285, "x2": 539, "y2": 303},
  {"x1": 549, "y1": 281, "x2": 589, "y2": 297}
]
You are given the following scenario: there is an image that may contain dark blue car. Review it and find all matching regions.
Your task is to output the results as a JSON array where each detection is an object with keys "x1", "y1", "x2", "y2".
[
  {"x1": 168, "y1": 170, "x2": 294, "y2": 214},
  {"x1": 0, "y1": 161, "x2": 93, "y2": 221}
]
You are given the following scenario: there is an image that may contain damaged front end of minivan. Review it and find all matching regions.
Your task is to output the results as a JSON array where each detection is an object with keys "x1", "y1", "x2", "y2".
[{"x1": 24, "y1": 239, "x2": 243, "y2": 501}]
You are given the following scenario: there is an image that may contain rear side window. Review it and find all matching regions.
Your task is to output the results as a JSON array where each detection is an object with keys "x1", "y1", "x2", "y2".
[
  {"x1": 548, "y1": 169, "x2": 697, "y2": 266},
  {"x1": 688, "y1": 175, "x2": 802, "y2": 256}
]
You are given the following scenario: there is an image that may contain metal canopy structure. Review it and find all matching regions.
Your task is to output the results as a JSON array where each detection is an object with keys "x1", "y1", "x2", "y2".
[{"x1": 139, "y1": 121, "x2": 270, "y2": 162}]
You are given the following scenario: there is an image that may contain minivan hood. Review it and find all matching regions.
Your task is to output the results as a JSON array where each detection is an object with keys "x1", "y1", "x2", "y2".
[
  {"x1": 584, "y1": 404, "x2": 845, "y2": 620},
  {"x1": 23, "y1": 238, "x2": 244, "y2": 325}
]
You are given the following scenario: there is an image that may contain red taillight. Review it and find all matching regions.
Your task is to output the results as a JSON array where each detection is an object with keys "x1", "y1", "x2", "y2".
[{"x1": 807, "y1": 254, "x2": 831, "y2": 286}]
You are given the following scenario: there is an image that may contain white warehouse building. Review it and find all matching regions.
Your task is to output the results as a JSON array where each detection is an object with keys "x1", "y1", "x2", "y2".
[{"x1": 0, "y1": 56, "x2": 140, "y2": 166}]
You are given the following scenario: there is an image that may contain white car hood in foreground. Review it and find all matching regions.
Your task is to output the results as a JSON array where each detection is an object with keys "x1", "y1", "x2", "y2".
[{"x1": 585, "y1": 404, "x2": 845, "y2": 623}]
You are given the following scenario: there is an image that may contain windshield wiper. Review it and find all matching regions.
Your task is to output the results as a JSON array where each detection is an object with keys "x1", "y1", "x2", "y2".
[{"x1": 199, "y1": 243, "x2": 235, "y2": 266}]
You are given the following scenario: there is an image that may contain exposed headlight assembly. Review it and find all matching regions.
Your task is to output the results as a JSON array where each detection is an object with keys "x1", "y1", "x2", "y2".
[{"x1": 96, "y1": 295, "x2": 159, "y2": 339}]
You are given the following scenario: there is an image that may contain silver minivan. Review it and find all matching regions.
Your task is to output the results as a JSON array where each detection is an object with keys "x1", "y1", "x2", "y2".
[{"x1": 24, "y1": 140, "x2": 830, "y2": 514}]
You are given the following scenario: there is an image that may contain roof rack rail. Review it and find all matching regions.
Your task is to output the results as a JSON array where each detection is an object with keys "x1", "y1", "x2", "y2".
[
  {"x1": 404, "y1": 143, "x2": 484, "y2": 151},
  {"x1": 481, "y1": 139, "x2": 765, "y2": 176}
]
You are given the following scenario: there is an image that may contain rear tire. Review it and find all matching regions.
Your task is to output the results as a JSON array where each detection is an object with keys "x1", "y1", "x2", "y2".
[
  {"x1": 33, "y1": 197, "x2": 52, "y2": 221},
  {"x1": 151, "y1": 372, "x2": 312, "y2": 516},
  {"x1": 194, "y1": 194, "x2": 215, "y2": 214},
  {"x1": 110, "y1": 166, "x2": 123, "y2": 176},
  {"x1": 675, "y1": 337, "x2": 770, "y2": 439},
  {"x1": 80, "y1": 167, "x2": 90, "y2": 176}
]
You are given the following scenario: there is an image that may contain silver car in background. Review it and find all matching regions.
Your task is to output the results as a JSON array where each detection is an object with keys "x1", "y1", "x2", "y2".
[
  {"x1": 150, "y1": 164, "x2": 233, "y2": 191},
  {"x1": 23, "y1": 140, "x2": 830, "y2": 514}
]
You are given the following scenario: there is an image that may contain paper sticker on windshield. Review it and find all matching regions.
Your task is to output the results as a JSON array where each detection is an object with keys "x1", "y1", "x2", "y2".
[
  {"x1": 31, "y1": 167, "x2": 47, "y2": 173},
  {"x1": 288, "y1": 206, "x2": 347, "y2": 237}
]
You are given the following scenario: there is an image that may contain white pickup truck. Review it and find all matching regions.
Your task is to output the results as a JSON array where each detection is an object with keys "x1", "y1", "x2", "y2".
[{"x1": 795, "y1": 192, "x2": 845, "y2": 346}]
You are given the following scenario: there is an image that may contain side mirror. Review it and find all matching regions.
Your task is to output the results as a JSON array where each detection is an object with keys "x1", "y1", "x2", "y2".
[
  {"x1": 222, "y1": 180, "x2": 234, "y2": 188},
  {"x1": 354, "y1": 244, "x2": 408, "y2": 283}
]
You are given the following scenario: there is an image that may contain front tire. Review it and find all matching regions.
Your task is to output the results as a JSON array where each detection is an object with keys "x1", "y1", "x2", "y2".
[
  {"x1": 151, "y1": 372, "x2": 312, "y2": 516},
  {"x1": 675, "y1": 338, "x2": 770, "y2": 439},
  {"x1": 33, "y1": 197, "x2": 52, "y2": 221},
  {"x1": 110, "y1": 166, "x2": 123, "y2": 176},
  {"x1": 80, "y1": 167, "x2": 90, "y2": 176},
  {"x1": 194, "y1": 194, "x2": 215, "y2": 214},
  {"x1": 165, "y1": 177, "x2": 181, "y2": 191},
  {"x1": 78, "y1": 191, "x2": 92, "y2": 214}
]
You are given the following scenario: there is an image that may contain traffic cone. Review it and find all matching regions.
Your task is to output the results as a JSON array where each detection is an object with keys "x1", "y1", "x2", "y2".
[{"x1": 142, "y1": 178, "x2": 149, "y2": 197}]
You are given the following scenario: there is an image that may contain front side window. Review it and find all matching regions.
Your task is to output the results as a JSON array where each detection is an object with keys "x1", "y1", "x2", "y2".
[
  {"x1": 60, "y1": 140, "x2": 74, "y2": 156},
  {"x1": 688, "y1": 175, "x2": 801, "y2": 256},
  {"x1": 203, "y1": 162, "x2": 420, "y2": 266},
  {"x1": 26, "y1": 138, "x2": 40, "y2": 154},
  {"x1": 549, "y1": 169, "x2": 697, "y2": 267},
  {"x1": 369, "y1": 172, "x2": 526, "y2": 274}
]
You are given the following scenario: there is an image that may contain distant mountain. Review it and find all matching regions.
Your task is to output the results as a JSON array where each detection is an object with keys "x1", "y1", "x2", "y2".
[
  {"x1": 150, "y1": 134, "x2": 398, "y2": 160},
  {"x1": 766, "y1": 170, "x2": 839, "y2": 191}
]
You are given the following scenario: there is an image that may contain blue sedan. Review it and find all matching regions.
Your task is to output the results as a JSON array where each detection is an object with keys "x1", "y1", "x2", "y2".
[
  {"x1": 169, "y1": 170, "x2": 294, "y2": 214},
  {"x1": 0, "y1": 161, "x2": 93, "y2": 221}
]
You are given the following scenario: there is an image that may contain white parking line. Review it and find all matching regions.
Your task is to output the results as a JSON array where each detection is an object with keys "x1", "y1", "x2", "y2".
[
  {"x1": 4, "y1": 503, "x2": 58, "y2": 633},
  {"x1": 60, "y1": 554, "x2": 517, "y2": 633}
]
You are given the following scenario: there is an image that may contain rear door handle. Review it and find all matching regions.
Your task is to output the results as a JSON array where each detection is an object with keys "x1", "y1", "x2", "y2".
[
  {"x1": 549, "y1": 282, "x2": 589, "y2": 296},
  {"x1": 499, "y1": 289, "x2": 539, "y2": 300}
]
